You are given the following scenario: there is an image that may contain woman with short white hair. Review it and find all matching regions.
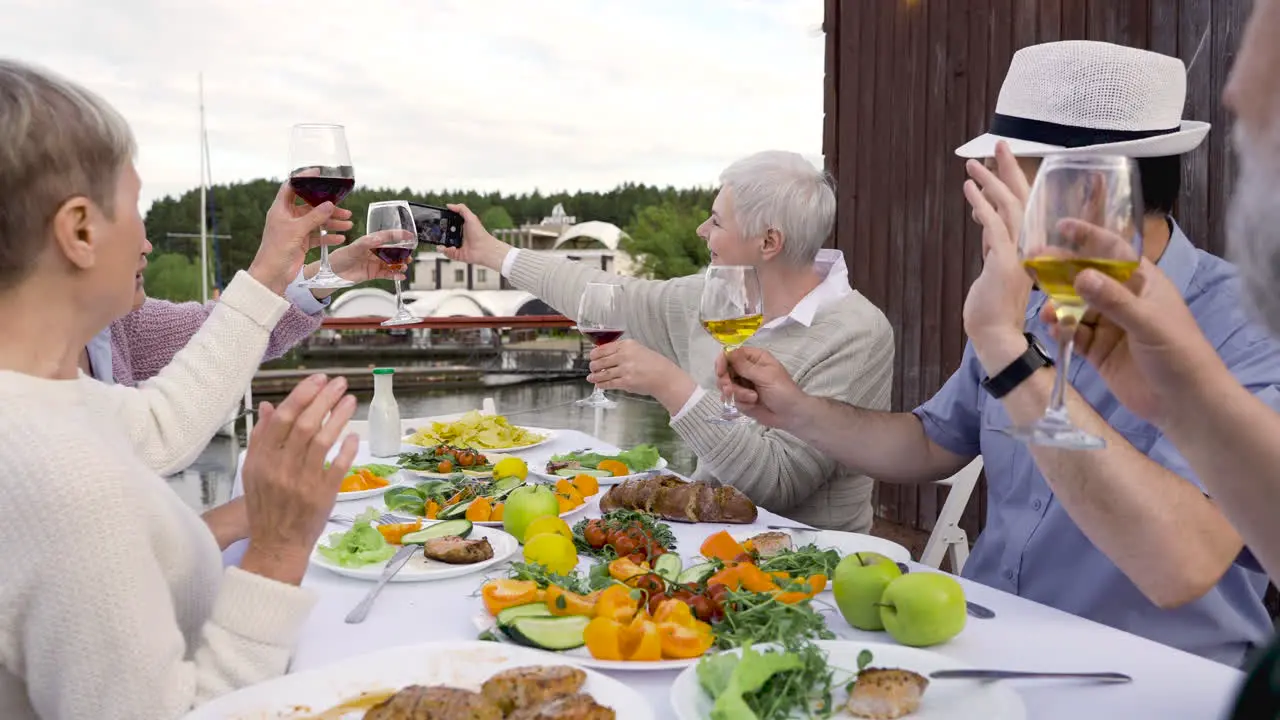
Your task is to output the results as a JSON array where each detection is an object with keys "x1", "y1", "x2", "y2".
[
  {"x1": 444, "y1": 150, "x2": 894, "y2": 532},
  {"x1": 0, "y1": 59, "x2": 358, "y2": 718}
]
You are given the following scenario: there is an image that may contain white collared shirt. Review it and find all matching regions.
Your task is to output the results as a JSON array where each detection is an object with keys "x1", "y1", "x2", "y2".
[{"x1": 672, "y1": 249, "x2": 852, "y2": 421}]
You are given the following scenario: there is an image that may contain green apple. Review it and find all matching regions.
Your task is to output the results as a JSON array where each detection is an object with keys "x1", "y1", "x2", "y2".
[
  {"x1": 832, "y1": 552, "x2": 903, "y2": 631},
  {"x1": 879, "y1": 572, "x2": 967, "y2": 647},
  {"x1": 502, "y1": 485, "x2": 560, "y2": 543}
]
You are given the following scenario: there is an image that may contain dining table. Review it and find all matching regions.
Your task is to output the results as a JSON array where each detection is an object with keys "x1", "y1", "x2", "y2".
[{"x1": 226, "y1": 427, "x2": 1248, "y2": 719}]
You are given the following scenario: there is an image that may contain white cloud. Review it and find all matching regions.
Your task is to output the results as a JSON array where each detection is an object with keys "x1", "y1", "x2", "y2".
[{"x1": 0, "y1": 0, "x2": 825, "y2": 212}]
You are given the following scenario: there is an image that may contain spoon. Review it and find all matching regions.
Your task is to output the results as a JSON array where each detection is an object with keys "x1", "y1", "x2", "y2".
[{"x1": 930, "y1": 669, "x2": 1131, "y2": 683}]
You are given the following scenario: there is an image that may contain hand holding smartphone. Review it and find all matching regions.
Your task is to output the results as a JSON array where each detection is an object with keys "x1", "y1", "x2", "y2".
[{"x1": 406, "y1": 202, "x2": 465, "y2": 248}]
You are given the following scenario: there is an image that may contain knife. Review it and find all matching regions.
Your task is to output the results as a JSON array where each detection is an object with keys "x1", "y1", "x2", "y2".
[
  {"x1": 929, "y1": 669, "x2": 1131, "y2": 683},
  {"x1": 345, "y1": 544, "x2": 419, "y2": 624}
]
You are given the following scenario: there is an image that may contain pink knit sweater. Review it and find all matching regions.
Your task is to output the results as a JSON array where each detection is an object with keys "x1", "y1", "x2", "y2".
[{"x1": 108, "y1": 299, "x2": 322, "y2": 387}]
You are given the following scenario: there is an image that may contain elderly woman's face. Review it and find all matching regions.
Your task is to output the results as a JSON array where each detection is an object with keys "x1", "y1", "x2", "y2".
[
  {"x1": 697, "y1": 188, "x2": 758, "y2": 266},
  {"x1": 98, "y1": 164, "x2": 151, "y2": 316}
]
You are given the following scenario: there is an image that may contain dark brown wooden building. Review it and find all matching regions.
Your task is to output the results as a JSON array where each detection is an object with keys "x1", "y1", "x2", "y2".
[{"x1": 822, "y1": 0, "x2": 1249, "y2": 545}]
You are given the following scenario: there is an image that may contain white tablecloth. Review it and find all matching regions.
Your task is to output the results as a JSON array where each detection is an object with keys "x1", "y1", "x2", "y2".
[{"x1": 229, "y1": 429, "x2": 1246, "y2": 720}]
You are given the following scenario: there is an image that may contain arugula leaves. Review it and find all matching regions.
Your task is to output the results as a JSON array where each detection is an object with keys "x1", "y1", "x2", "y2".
[
  {"x1": 712, "y1": 589, "x2": 836, "y2": 651},
  {"x1": 505, "y1": 562, "x2": 593, "y2": 596},
  {"x1": 697, "y1": 640, "x2": 836, "y2": 720},
  {"x1": 756, "y1": 544, "x2": 842, "y2": 579}
]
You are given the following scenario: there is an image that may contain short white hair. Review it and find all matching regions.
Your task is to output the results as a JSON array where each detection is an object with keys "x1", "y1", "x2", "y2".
[
  {"x1": 0, "y1": 59, "x2": 135, "y2": 290},
  {"x1": 718, "y1": 150, "x2": 836, "y2": 266}
]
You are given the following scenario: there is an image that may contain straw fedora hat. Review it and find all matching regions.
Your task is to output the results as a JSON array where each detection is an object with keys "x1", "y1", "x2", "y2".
[{"x1": 956, "y1": 40, "x2": 1210, "y2": 158}]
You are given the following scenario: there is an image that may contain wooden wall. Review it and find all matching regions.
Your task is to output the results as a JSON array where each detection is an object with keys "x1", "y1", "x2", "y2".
[{"x1": 822, "y1": 0, "x2": 1249, "y2": 538}]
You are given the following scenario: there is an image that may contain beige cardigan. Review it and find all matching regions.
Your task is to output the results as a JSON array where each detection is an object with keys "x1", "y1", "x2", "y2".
[{"x1": 507, "y1": 252, "x2": 894, "y2": 532}]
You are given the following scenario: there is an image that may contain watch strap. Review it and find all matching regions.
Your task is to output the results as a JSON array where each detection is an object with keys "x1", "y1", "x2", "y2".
[{"x1": 981, "y1": 334, "x2": 1052, "y2": 399}]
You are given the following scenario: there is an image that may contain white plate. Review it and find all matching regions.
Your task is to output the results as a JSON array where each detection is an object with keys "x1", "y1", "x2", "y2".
[
  {"x1": 472, "y1": 613, "x2": 698, "y2": 672},
  {"x1": 333, "y1": 483, "x2": 400, "y2": 502},
  {"x1": 532, "y1": 457, "x2": 670, "y2": 486},
  {"x1": 310, "y1": 523, "x2": 518, "y2": 582},
  {"x1": 402, "y1": 427, "x2": 556, "y2": 453},
  {"x1": 670, "y1": 640, "x2": 1026, "y2": 720},
  {"x1": 183, "y1": 640, "x2": 657, "y2": 720},
  {"x1": 731, "y1": 528, "x2": 913, "y2": 565}
]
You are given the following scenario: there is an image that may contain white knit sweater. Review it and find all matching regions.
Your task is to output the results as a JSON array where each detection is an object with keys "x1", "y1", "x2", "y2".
[{"x1": 0, "y1": 271, "x2": 318, "y2": 719}]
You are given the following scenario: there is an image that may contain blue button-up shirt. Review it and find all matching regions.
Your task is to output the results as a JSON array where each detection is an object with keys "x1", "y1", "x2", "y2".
[{"x1": 914, "y1": 220, "x2": 1280, "y2": 667}]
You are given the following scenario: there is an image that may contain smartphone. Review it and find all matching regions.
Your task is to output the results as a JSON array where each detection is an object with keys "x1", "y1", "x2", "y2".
[{"x1": 406, "y1": 202, "x2": 465, "y2": 248}]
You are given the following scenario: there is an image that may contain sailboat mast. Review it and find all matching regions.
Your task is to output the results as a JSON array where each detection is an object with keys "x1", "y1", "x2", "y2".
[{"x1": 198, "y1": 72, "x2": 209, "y2": 304}]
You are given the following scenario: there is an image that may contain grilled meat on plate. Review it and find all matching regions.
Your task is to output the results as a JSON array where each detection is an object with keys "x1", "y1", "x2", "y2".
[
  {"x1": 363, "y1": 685, "x2": 502, "y2": 720},
  {"x1": 845, "y1": 668, "x2": 929, "y2": 719},
  {"x1": 421, "y1": 536, "x2": 494, "y2": 564},
  {"x1": 746, "y1": 531, "x2": 793, "y2": 558},
  {"x1": 507, "y1": 693, "x2": 616, "y2": 720},
  {"x1": 545, "y1": 460, "x2": 581, "y2": 474},
  {"x1": 598, "y1": 475, "x2": 757, "y2": 523},
  {"x1": 480, "y1": 665, "x2": 587, "y2": 714}
]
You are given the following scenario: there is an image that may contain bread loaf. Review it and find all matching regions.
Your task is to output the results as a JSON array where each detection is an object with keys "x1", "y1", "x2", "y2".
[{"x1": 598, "y1": 475, "x2": 758, "y2": 524}]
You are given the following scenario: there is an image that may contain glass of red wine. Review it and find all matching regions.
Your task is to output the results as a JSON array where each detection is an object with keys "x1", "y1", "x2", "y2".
[
  {"x1": 576, "y1": 282, "x2": 625, "y2": 409},
  {"x1": 289, "y1": 123, "x2": 356, "y2": 289},
  {"x1": 366, "y1": 201, "x2": 419, "y2": 327}
]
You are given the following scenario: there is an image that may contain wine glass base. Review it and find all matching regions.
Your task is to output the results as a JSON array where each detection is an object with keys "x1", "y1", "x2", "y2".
[
  {"x1": 576, "y1": 396, "x2": 617, "y2": 409},
  {"x1": 1001, "y1": 421, "x2": 1106, "y2": 450},
  {"x1": 298, "y1": 269, "x2": 355, "y2": 289},
  {"x1": 381, "y1": 315, "x2": 418, "y2": 327}
]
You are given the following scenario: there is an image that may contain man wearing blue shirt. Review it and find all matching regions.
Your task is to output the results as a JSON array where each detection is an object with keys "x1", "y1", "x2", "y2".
[{"x1": 715, "y1": 41, "x2": 1280, "y2": 667}]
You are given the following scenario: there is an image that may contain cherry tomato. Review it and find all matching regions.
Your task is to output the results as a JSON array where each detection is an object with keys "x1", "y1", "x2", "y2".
[
  {"x1": 584, "y1": 522, "x2": 608, "y2": 550},
  {"x1": 614, "y1": 536, "x2": 638, "y2": 557},
  {"x1": 688, "y1": 595, "x2": 716, "y2": 622},
  {"x1": 627, "y1": 552, "x2": 647, "y2": 564},
  {"x1": 628, "y1": 572, "x2": 666, "y2": 596},
  {"x1": 647, "y1": 591, "x2": 668, "y2": 616}
]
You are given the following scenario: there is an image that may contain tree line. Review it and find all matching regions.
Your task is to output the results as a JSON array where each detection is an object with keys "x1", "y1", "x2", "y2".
[{"x1": 143, "y1": 180, "x2": 720, "y2": 302}]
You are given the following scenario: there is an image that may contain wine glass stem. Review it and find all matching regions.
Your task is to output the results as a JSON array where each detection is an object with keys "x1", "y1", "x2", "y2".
[
  {"x1": 317, "y1": 229, "x2": 333, "y2": 271},
  {"x1": 1045, "y1": 315, "x2": 1079, "y2": 420},
  {"x1": 393, "y1": 278, "x2": 405, "y2": 314},
  {"x1": 722, "y1": 347, "x2": 739, "y2": 413}
]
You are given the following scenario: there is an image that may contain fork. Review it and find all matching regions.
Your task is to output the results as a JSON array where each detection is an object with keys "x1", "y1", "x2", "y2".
[{"x1": 329, "y1": 512, "x2": 416, "y2": 525}]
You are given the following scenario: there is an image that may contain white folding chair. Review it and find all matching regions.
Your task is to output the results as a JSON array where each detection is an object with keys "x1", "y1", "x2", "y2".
[{"x1": 919, "y1": 457, "x2": 984, "y2": 573}]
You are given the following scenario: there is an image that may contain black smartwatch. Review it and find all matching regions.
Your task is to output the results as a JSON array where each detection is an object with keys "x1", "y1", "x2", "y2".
[{"x1": 981, "y1": 333, "x2": 1054, "y2": 399}]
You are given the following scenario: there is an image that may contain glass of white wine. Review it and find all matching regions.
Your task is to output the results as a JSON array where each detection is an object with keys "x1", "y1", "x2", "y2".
[
  {"x1": 1013, "y1": 154, "x2": 1144, "y2": 449},
  {"x1": 700, "y1": 265, "x2": 764, "y2": 425}
]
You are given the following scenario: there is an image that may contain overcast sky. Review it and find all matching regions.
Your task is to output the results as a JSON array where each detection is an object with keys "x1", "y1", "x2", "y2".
[{"x1": 1, "y1": 0, "x2": 825, "y2": 213}]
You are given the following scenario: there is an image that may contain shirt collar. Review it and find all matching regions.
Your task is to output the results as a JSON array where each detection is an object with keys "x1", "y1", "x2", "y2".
[
  {"x1": 85, "y1": 326, "x2": 114, "y2": 384},
  {"x1": 763, "y1": 249, "x2": 853, "y2": 330},
  {"x1": 1026, "y1": 215, "x2": 1201, "y2": 320}
]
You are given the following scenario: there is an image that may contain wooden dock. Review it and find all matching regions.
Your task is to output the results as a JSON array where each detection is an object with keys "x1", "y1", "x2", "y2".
[{"x1": 251, "y1": 365, "x2": 484, "y2": 395}]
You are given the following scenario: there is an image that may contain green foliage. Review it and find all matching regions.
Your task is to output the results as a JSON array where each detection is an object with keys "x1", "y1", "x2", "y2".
[
  {"x1": 480, "y1": 205, "x2": 516, "y2": 230},
  {"x1": 621, "y1": 201, "x2": 711, "y2": 279},
  {"x1": 142, "y1": 180, "x2": 718, "y2": 297},
  {"x1": 143, "y1": 252, "x2": 202, "y2": 302}
]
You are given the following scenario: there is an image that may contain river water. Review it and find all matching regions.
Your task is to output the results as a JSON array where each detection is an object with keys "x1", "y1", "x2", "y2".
[{"x1": 169, "y1": 378, "x2": 696, "y2": 511}]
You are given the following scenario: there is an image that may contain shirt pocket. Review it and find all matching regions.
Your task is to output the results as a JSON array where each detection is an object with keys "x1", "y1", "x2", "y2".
[{"x1": 979, "y1": 400, "x2": 1025, "y2": 505}]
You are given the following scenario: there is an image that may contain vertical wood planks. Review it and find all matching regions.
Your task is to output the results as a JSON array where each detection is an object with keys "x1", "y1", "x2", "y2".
[{"x1": 825, "y1": 0, "x2": 1248, "y2": 537}]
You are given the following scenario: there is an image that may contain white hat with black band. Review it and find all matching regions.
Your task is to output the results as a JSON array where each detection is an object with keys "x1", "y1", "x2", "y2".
[{"x1": 955, "y1": 40, "x2": 1210, "y2": 159}]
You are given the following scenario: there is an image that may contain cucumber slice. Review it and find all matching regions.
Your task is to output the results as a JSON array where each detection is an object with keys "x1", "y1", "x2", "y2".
[
  {"x1": 401, "y1": 519, "x2": 473, "y2": 544},
  {"x1": 677, "y1": 562, "x2": 718, "y2": 585},
  {"x1": 438, "y1": 500, "x2": 472, "y2": 520},
  {"x1": 502, "y1": 615, "x2": 590, "y2": 651},
  {"x1": 496, "y1": 603, "x2": 554, "y2": 627},
  {"x1": 653, "y1": 553, "x2": 684, "y2": 583},
  {"x1": 554, "y1": 467, "x2": 613, "y2": 478}
]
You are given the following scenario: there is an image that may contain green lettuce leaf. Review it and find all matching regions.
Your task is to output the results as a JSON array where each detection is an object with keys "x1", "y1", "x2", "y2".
[
  {"x1": 357, "y1": 463, "x2": 400, "y2": 477},
  {"x1": 550, "y1": 444, "x2": 661, "y2": 472},
  {"x1": 317, "y1": 508, "x2": 397, "y2": 567}
]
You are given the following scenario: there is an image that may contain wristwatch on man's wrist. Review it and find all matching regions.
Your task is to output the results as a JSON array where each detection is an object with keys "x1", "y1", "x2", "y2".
[{"x1": 981, "y1": 333, "x2": 1054, "y2": 399}]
